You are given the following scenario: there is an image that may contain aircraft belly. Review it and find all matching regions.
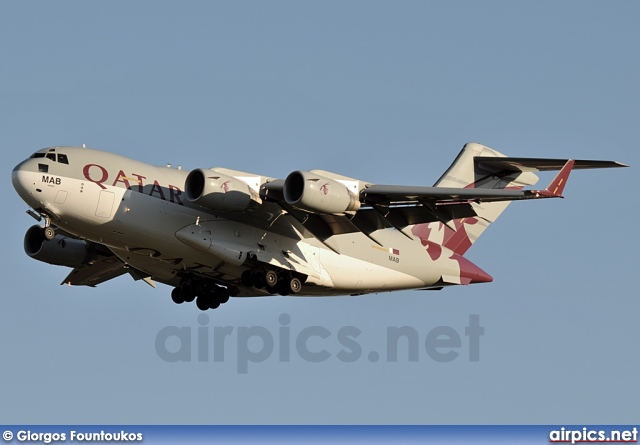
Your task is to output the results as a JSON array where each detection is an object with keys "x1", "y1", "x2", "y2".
[
  {"x1": 313, "y1": 231, "x2": 461, "y2": 291},
  {"x1": 316, "y1": 233, "x2": 431, "y2": 291},
  {"x1": 175, "y1": 220, "x2": 334, "y2": 287},
  {"x1": 324, "y1": 255, "x2": 425, "y2": 291}
]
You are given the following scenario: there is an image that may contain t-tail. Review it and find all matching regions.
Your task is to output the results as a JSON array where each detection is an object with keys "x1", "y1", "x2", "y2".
[{"x1": 411, "y1": 142, "x2": 626, "y2": 255}]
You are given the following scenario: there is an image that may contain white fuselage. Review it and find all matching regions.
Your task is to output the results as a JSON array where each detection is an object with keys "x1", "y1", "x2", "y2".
[{"x1": 12, "y1": 146, "x2": 479, "y2": 296}]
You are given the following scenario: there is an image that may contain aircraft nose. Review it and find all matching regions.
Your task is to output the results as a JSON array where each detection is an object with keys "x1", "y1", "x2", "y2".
[
  {"x1": 455, "y1": 255, "x2": 493, "y2": 285},
  {"x1": 12, "y1": 161, "x2": 36, "y2": 203}
]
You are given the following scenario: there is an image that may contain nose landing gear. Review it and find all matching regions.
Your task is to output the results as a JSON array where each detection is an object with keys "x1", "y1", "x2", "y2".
[{"x1": 43, "y1": 226, "x2": 56, "y2": 240}]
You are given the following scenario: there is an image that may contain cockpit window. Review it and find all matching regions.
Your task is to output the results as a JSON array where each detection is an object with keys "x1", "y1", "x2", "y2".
[
  {"x1": 29, "y1": 151, "x2": 69, "y2": 164},
  {"x1": 38, "y1": 163, "x2": 49, "y2": 173}
]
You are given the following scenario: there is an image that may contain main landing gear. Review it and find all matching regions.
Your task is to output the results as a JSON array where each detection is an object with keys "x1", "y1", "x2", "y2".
[
  {"x1": 171, "y1": 279, "x2": 233, "y2": 311},
  {"x1": 240, "y1": 268, "x2": 303, "y2": 296}
]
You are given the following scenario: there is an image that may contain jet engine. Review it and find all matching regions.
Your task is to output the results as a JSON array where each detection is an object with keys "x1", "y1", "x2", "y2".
[
  {"x1": 284, "y1": 171, "x2": 361, "y2": 214},
  {"x1": 185, "y1": 169, "x2": 253, "y2": 212},
  {"x1": 24, "y1": 225, "x2": 90, "y2": 268}
]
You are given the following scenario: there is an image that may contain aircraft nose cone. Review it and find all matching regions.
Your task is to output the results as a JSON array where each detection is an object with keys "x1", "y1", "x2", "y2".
[
  {"x1": 12, "y1": 163, "x2": 26, "y2": 191},
  {"x1": 455, "y1": 255, "x2": 493, "y2": 285},
  {"x1": 12, "y1": 161, "x2": 37, "y2": 204}
]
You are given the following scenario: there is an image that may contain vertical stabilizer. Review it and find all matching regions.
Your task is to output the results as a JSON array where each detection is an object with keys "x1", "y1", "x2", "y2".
[{"x1": 411, "y1": 143, "x2": 539, "y2": 255}]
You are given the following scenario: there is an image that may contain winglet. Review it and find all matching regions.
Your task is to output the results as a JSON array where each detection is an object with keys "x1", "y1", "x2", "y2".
[{"x1": 540, "y1": 159, "x2": 575, "y2": 197}]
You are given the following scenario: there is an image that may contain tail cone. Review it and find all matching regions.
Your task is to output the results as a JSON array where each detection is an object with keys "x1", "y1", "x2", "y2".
[{"x1": 455, "y1": 255, "x2": 493, "y2": 285}]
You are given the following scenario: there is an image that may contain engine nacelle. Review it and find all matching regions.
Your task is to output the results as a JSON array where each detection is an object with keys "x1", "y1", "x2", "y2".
[
  {"x1": 24, "y1": 225, "x2": 90, "y2": 268},
  {"x1": 185, "y1": 169, "x2": 252, "y2": 212},
  {"x1": 284, "y1": 171, "x2": 361, "y2": 214}
]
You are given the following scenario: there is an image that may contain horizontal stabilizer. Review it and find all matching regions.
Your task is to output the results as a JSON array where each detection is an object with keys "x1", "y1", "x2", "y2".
[{"x1": 475, "y1": 156, "x2": 628, "y2": 173}]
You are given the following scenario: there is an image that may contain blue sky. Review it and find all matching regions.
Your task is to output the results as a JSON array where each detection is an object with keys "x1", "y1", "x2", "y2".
[{"x1": 1, "y1": 1, "x2": 638, "y2": 424}]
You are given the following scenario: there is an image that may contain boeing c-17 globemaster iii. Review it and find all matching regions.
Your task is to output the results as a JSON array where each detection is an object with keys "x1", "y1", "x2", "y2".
[{"x1": 11, "y1": 142, "x2": 627, "y2": 311}]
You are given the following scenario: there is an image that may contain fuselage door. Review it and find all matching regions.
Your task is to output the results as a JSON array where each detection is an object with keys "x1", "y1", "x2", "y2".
[
  {"x1": 54, "y1": 190, "x2": 68, "y2": 204},
  {"x1": 95, "y1": 190, "x2": 115, "y2": 218}
]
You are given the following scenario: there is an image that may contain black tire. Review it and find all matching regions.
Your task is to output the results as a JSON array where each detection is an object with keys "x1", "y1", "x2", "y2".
[
  {"x1": 43, "y1": 227, "x2": 55, "y2": 240},
  {"x1": 265, "y1": 285, "x2": 278, "y2": 295},
  {"x1": 289, "y1": 277, "x2": 302, "y2": 294},
  {"x1": 209, "y1": 299, "x2": 220, "y2": 309},
  {"x1": 181, "y1": 285, "x2": 196, "y2": 303},
  {"x1": 194, "y1": 282, "x2": 205, "y2": 294},
  {"x1": 215, "y1": 288, "x2": 230, "y2": 304},
  {"x1": 277, "y1": 280, "x2": 290, "y2": 296},
  {"x1": 195, "y1": 296, "x2": 210, "y2": 311},
  {"x1": 253, "y1": 273, "x2": 266, "y2": 289},
  {"x1": 171, "y1": 287, "x2": 184, "y2": 304},
  {"x1": 241, "y1": 270, "x2": 253, "y2": 287},
  {"x1": 265, "y1": 270, "x2": 278, "y2": 287}
]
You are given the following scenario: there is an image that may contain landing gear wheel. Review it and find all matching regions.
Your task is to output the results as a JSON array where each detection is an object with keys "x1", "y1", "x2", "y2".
[
  {"x1": 276, "y1": 281, "x2": 290, "y2": 296},
  {"x1": 43, "y1": 226, "x2": 55, "y2": 240},
  {"x1": 181, "y1": 284, "x2": 196, "y2": 302},
  {"x1": 265, "y1": 285, "x2": 278, "y2": 295},
  {"x1": 196, "y1": 296, "x2": 210, "y2": 311},
  {"x1": 253, "y1": 273, "x2": 266, "y2": 289},
  {"x1": 241, "y1": 270, "x2": 254, "y2": 287},
  {"x1": 265, "y1": 270, "x2": 278, "y2": 287},
  {"x1": 171, "y1": 287, "x2": 185, "y2": 304},
  {"x1": 193, "y1": 282, "x2": 205, "y2": 295},
  {"x1": 289, "y1": 277, "x2": 302, "y2": 294},
  {"x1": 214, "y1": 287, "x2": 230, "y2": 304},
  {"x1": 209, "y1": 299, "x2": 220, "y2": 309}
]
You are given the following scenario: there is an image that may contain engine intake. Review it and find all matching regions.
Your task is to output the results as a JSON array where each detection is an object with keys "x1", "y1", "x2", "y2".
[
  {"x1": 284, "y1": 171, "x2": 360, "y2": 214},
  {"x1": 185, "y1": 169, "x2": 252, "y2": 212},
  {"x1": 24, "y1": 225, "x2": 90, "y2": 268}
]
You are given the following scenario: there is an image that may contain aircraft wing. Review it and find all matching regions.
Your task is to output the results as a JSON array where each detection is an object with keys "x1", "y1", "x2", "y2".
[
  {"x1": 364, "y1": 160, "x2": 576, "y2": 205},
  {"x1": 364, "y1": 184, "x2": 549, "y2": 204},
  {"x1": 61, "y1": 254, "x2": 128, "y2": 287},
  {"x1": 61, "y1": 242, "x2": 162, "y2": 288},
  {"x1": 364, "y1": 157, "x2": 628, "y2": 205},
  {"x1": 259, "y1": 158, "x2": 626, "y2": 249}
]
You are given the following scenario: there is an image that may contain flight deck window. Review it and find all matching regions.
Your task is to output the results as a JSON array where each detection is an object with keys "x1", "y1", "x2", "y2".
[
  {"x1": 38, "y1": 164, "x2": 49, "y2": 173},
  {"x1": 30, "y1": 153, "x2": 45, "y2": 158},
  {"x1": 57, "y1": 154, "x2": 69, "y2": 164},
  {"x1": 46, "y1": 153, "x2": 56, "y2": 161}
]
